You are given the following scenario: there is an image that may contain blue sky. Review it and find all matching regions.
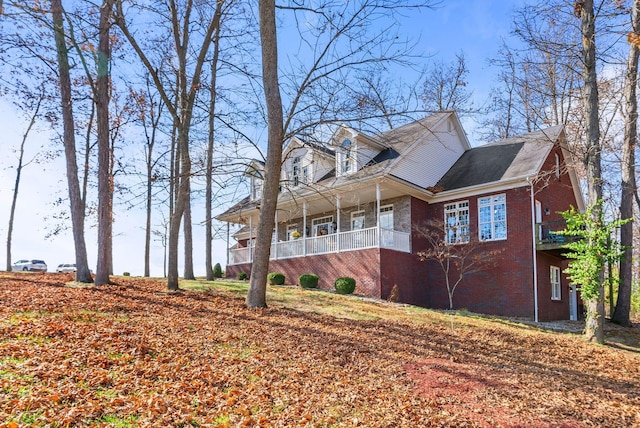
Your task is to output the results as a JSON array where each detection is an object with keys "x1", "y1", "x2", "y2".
[{"x1": 0, "y1": 1, "x2": 523, "y2": 277}]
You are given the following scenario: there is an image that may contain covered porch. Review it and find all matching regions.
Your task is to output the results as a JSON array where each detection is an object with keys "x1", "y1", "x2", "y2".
[
  {"x1": 224, "y1": 181, "x2": 417, "y2": 266},
  {"x1": 230, "y1": 225, "x2": 410, "y2": 265}
]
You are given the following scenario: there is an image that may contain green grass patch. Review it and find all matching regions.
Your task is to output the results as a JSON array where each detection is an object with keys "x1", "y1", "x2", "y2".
[{"x1": 93, "y1": 414, "x2": 140, "y2": 427}]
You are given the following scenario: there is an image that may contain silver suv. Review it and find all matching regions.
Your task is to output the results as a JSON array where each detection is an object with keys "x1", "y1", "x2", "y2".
[{"x1": 12, "y1": 259, "x2": 48, "y2": 272}]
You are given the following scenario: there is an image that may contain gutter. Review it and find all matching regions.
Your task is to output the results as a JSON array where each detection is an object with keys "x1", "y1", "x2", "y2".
[{"x1": 527, "y1": 176, "x2": 539, "y2": 323}]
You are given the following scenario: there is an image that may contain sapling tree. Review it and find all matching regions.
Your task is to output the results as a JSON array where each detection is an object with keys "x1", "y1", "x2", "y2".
[
  {"x1": 416, "y1": 220, "x2": 501, "y2": 311},
  {"x1": 560, "y1": 202, "x2": 630, "y2": 341}
]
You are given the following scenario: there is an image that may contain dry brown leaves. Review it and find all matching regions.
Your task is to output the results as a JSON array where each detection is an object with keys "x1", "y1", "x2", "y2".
[{"x1": 0, "y1": 273, "x2": 639, "y2": 427}]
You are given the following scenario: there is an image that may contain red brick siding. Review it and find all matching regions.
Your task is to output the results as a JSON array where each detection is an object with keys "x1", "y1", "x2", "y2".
[
  {"x1": 536, "y1": 252, "x2": 571, "y2": 321},
  {"x1": 226, "y1": 249, "x2": 382, "y2": 296},
  {"x1": 421, "y1": 187, "x2": 536, "y2": 318},
  {"x1": 534, "y1": 144, "x2": 580, "y2": 225}
]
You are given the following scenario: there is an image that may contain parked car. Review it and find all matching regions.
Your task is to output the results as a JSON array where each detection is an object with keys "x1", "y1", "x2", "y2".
[
  {"x1": 12, "y1": 259, "x2": 47, "y2": 272},
  {"x1": 56, "y1": 263, "x2": 77, "y2": 273}
]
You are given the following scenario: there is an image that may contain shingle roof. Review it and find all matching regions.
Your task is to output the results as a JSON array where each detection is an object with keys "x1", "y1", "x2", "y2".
[
  {"x1": 437, "y1": 142, "x2": 525, "y2": 190},
  {"x1": 436, "y1": 125, "x2": 562, "y2": 191}
]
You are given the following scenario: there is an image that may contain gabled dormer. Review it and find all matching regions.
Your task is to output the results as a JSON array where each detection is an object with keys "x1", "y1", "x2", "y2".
[
  {"x1": 246, "y1": 160, "x2": 264, "y2": 201},
  {"x1": 281, "y1": 137, "x2": 334, "y2": 190},
  {"x1": 332, "y1": 126, "x2": 388, "y2": 177}
]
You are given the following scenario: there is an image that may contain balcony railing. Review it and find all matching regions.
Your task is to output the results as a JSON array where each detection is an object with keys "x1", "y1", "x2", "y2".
[
  {"x1": 229, "y1": 226, "x2": 411, "y2": 265},
  {"x1": 536, "y1": 219, "x2": 580, "y2": 251}
]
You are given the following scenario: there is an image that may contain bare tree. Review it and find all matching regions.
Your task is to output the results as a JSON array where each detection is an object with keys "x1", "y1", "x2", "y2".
[
  {"x1": 205, "y1": 19, "x2": 222, "y2": 281},
  {"x1": 613, "y1": 0, "x2": 640, "y2": 327},
  {"x1": 247, "y1": 0, "x2": 436, "y2": 308},
  {"x1": 51, "y1": 0, "x2": 93, "y2": 283},
  {"x1": 95, "y1": 0, "x2": 115, "y2": 286},
  {"x1": 247, "y1": 0, "x2": 283, "y2": 308},
  {"x1": 5, "y1": 86, "x2": 45, "y2": 271},
  {"x1": 114, "y1": 0, "x2": 228, "y2": 290},
  {"x1": 416, "y1": 220, "x2": 500, "y2": 310},
  {"x1": 422, "y1": 53, "x2": 475, "y2": 115}
]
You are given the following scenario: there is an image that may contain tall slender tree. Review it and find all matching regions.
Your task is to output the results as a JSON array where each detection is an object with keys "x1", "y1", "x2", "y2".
[
  {"x1": 95, "y1": 0, "x2": 115, "y2": 286},
  {"x1": 613, "y1": 0, "x2": 640, "y2": 327},
  {"x1": 247, "y1": 0, "x2": 283, "y2": 308},
  {"x1": 5, "y1": 88, "x2": 44, "y2": 272},
  {"x1": 578, "y1": 0, "x2": 605, "y2": 343},
  {"x1": 114, "y1": 0, "x2": 228, "y2": 290},
  {"x1": 247, "y1": 0, "x2": 435, "y2": 307},
  {"x1": 51, "y1": 0, "x2": 93, "y2": 283}
]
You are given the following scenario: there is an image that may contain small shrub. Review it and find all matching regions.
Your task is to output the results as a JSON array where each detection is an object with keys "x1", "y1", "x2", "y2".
[
  {"x1": 123, "y1": 272, "x2": 130, "y2": 277},
  {"x1": 238, "y1": 272, "x2": 248, "y2": 280},
  {"x1": 334, "y1": 277, "x2": 356, "y2": 294},
  {"x1": 212, "y1": 263, "x2": 223, "y2": 278},
  {"x1": 299, "y1": 273, "x2": 319, "y2": 289},
  {"x1": 267, "y1": 272, "x2": 285, "y2": 285}
]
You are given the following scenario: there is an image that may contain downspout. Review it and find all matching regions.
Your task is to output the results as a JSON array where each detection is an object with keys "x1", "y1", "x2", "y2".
[{"x1": 527, "y1": 177, "x2": 539, "y2": 323}]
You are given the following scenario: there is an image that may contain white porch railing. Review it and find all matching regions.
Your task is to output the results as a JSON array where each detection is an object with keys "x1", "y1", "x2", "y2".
[{"x1": 229, "y1": 226, "x2": 411, "y2": 265}]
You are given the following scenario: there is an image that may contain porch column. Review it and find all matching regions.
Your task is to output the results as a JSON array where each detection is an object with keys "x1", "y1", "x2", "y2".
[
  {"x1": 248, "y1": 216, "x2": 253, "y2": 262},
  {"x1": 336, "y1": 195, "x2": 341, "y2": 252},
  {"x1": 274, "y1": 210, "x2": 278, "y2": 260},
  {"x1": 226, "y1": 222, "x2": 230, "y2": 266},
  {"x1": 303, "y1": 202, "x2": 307, "y2": 256},
  {"x1": 376, "y1": 182, "x2": 381, "y2": 245}
]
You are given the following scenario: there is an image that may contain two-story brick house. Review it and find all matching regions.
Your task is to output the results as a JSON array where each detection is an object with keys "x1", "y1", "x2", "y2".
[{"x1": 216, "y1": 111, "x2": 585, "y2": 322}]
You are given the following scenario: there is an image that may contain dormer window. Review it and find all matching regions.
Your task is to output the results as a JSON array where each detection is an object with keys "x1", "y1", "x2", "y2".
[
  {"x1": 338, "y1": 139, "x2": 355, "y2": 176},
  {"x1": 292, "y1": 156, "x2": 301, "y2": 186},
  {"x1": 250, "y1": 174, "x2": 262, "y2": 201}
]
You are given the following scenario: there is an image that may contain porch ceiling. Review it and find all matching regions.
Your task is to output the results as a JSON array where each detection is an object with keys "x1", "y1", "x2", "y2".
[{"x1": 275, "y1": 183, "x2": 407, "y2": 221}]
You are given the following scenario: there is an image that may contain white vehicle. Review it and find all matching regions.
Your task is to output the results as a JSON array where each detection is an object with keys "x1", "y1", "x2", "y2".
[
  {"x1": 56, "y1": 263, "x2": 77, "y2": 273},
  {"x1": 12, "y1": 259, "x2": 48, "y2": 272}
]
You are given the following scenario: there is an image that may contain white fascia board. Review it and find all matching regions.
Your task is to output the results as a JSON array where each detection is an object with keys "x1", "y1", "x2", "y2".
[
  {"x1": 429, "y1": 177, "x2": 530, "y2": 203},
  {"x1": 559, "y1": 145, "x2": 586, "y2": 212}
]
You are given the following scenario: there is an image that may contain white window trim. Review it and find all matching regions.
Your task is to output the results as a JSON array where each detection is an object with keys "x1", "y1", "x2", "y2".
[
  {"x1": 379, "y1": 204, "x2": 394, "y2": 229},
  {"x1": 250, "y1": 175, "x2": 262, "y2": 201},
  {"x1": 337, "y1": 139, "x2": 356, "y2": 177},
  {"x1": 351, "y1": 210, "x2": 365, "y2": 230},
  {"x1": 312, "y1": 215, "x2": 334, "y2": 236},
  {"x1": 551, "y1": 266, "x2": 561, "y2": 301},
  {"x1": 444, "y1": 201, "x2": 470, "y2": 244},
  {"x1": 478, "y1": 194, "x2": 507, "y2": 242}
]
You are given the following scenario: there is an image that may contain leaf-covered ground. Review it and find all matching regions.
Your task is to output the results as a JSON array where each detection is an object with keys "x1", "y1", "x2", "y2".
[{"x1": 1, "y1": 273, "x2": 639, "y2": 427}]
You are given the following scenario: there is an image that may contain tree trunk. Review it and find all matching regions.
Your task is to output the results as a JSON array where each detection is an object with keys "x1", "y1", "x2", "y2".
[
  {"x1": 95, "y1": 0, "x2": 114, "y2": 286},
  {"x1": 205, "y1": 30, "x2": 220, "y2": 281},
  {"x1": 247, "y1": 0, "x2": 284, "y2": 308},
  {"x1": 183, "y1": 186, "x2": 195, "y2": 280},
  {"x1": 613, "y1": 0, "x2": 639, "y2": 327},
  {"x1": 579, "y1": 0, "x2": 604, "y2": 343},
  {"x1": 51, "y1": 0, "x2": 92, "y2": 283},
  {"x1": 6, "y1": 98, "x2": 40, "y2": 271},
  {"x1": 144, "y1": 142, "x2": 153, "y2": 277}
]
